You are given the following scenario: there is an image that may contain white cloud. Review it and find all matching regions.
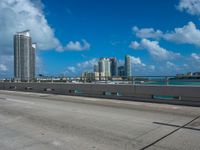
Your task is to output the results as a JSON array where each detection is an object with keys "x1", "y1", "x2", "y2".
[
  {"x1": 0, "y1": 0, "x2": 90, "y2": 54},
  {"x1": 132, "y1": 26, "x2": 163, "y2": 39},
  {"x1": 132, "y1": 22, "x2": 200, "y2": 47},
  {"x1": 0, "y1": 0, "x2": 90, "y2": 77},
  {"x1": 77, "y1": 58, "x2": 98, "y2": 68},
  {"x1": 130, "y1": 39, "x2": 180, "y2": 60},
  {"x1": 64, "y1": 39, "x2": 90, "y2": 51},
  {"x1": 129, "y1": 41, "x2": 140, "y2": 49},
  {"x1": 118, "y1": 56, "x2": 155, "y2": 75},
  {"x1": 177, "y1": 0, "x2": 200, "y2": 16},
  {"x1": 166, "y1": 61, "x2": 176, "y2": 68},
  {"x1": 0, "y1": 55, "x2": 13, "y2": 74},
  {"x1": 67, "y1": 66, "x2": 76, "y2": 73},
  {"x1": 130, "y1": 56, "x2": 142, "y2": 65},
  {"x1": 164, "y1": 22, "x2": 200, "y2": 46},
  {"x1": 63, "y1": 55, "x2": 200, "y2": 76},
  {"x1": 191, "y1": 53, "x2": 200, "y2": 61},
  {"x1": 0, "y1": 64, "x2": 8, "y2": 71},
  {"x1": 64, "y1": 58, "x2": 98, "y2": 76},
  {"x1": 0, "y1": 0, "x2": 62, "y2": 54}
]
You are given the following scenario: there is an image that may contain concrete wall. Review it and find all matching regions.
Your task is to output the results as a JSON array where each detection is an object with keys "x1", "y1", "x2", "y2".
[{"x1": 0, "y1": 82, "x2": 200, "y2": 106}]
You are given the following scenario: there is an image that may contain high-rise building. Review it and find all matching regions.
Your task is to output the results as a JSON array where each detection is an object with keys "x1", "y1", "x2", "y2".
[
  {"x1": 109, "y1": 58, "x2": 118, "y2": 77},
  {"x1": 118, "y1": 66, "x2": 125, "y2": 77},
  {"x1": 81, "y1": 72, "x2": 96, "y2": 82},
  {"x1": 30, "y1": 43, "x2": 36, "y2": 80},
  {"x1": 98, "y1": 58, "x2": 111, "y2": 80},
  {"x1": 14, "y1": 30, "x2": 36, "y2": 81},
  {"x1": 93, "y1": 64, "x2": 99, "y2": 72},
  {"x1": 125, "y1": 55, "x2": 131, "y2": 77}
]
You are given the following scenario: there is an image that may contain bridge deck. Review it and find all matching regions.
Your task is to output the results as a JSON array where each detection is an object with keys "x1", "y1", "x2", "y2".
[{"x1": 0, "y1": 90, "x2": 200, "y2": 150}]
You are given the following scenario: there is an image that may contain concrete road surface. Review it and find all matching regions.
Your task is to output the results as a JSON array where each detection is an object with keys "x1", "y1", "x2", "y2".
[{"x1": 0, "y1": 90, "x2": 200, "y2": 150}]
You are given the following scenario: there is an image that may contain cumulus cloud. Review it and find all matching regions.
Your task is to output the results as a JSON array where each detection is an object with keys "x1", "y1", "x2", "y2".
[
  {"x1": 159, "y1": 54, "x2": 200, "y2": 75},
  {"x1": 0, "y1": 64, "x2": 8, "y2": 71},
  {"x1": 77, "y1": 58, "x2": 98, "y2": 68},
  {"x1": 64, "y1": 39, "x2": 90, "y2": 51},
  {"x1": 65, "y1": 57, "x2": 155, "y2": 76},
  {"x1": 130, "y1": 39, "x2": 180, "y2": 60},
  {"x1": 118, "y1": 56, "x2": 155, "y2": 75},
  {"x1": 66, "y1": 66, "x2": 76, "y2": 73},
  {"x1": 0, "y1": 0, "x2": 91, "y2": 53},
  {"x1": 130, "y1": 56, "x2": 142, "y2": 65},
  {"x1": 64, "y1": 58, "x2": 98, "y2": 76},
  {"x1": 164, "y1": 22, "x2": 200, "y2": 46},
  {"x1": 166, "y1": 61, "x2": 176, "y2": 68},
  {"x1": 132, "y1": 22, "x2": 200, "y2": 47},
  {"x1": 131, "y1": 56, "x2": 155, "y2": 72},
  {"x1": 129, "y1": 41, "x2": 140, "y2": 49},
  {"x1": 130, "y1": 56, "x2": 147, "y2": 67},
  {"x1": 191, "y1": 53, "x2": 200, "y2": 61},
  {"x1": 132, "y1": 26, "x2": 163, "y2": 39},
  {"x1": 0, "y1": 0, "x2": 90, "y2": 77},
  {"x1": 64, "y1": 56, "x2": 200, "y2": 76},
  {"x1": 177, "y1": 0, "x2": 200, "y2": 16},
  {"x1": 0, "y1": 55, "x2": 13, "y2": 75},
  {"x1": 0, "y1": 0, "x2": 62, "y2": 54}
]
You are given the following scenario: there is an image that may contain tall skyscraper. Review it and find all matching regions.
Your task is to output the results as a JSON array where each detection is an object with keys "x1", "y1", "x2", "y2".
[
  {"x1": 30, "y1": 43, "x2": 36, "y2": 80},
  {"x1": 125, "y1": 55, "x2": 131, "y2": 77},
  {"x1": 14, "y1": 30, "x2": 36, "y2": 81},
  {"x1": 109, "y1": 58, "x2": 118, "y2": 77},
  {"x1": 118, "y1": 66, "x2": 125, "y2": 77},
  {"x1": 98, "y1": 58, "x2": 111, "y2": 79}
]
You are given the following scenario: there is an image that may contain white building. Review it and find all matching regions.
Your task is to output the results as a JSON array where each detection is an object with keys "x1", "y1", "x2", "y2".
[
  {"x1": 14, "y1": 30, "x2": 36, "y2": 81},
  {"x1": 98, "y1": 58, "x2": 111, "y2": 80}
]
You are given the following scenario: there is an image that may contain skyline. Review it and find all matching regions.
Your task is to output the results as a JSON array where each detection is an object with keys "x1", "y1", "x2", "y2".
[{"x1": 1, "y1": 0, "x2": 200, "y2": 77}]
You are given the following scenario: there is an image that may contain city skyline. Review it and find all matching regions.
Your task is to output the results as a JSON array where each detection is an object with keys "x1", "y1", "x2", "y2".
[{"x1": 1, "y1": 0, "x2": 200, "y2": 78}]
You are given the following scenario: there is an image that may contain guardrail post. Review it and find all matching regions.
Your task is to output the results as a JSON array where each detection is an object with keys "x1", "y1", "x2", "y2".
[{"x1": 165, "y1": 76, "x2": 169, "y2": 86}]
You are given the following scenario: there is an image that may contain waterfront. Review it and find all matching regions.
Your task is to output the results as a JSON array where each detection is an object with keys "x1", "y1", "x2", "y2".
[{"x1": 143, "y1": 80, "x2": 200, "y2": 86}]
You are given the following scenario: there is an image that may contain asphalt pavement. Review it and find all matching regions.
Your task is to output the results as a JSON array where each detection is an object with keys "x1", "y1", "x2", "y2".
[{"x1": 0, "y1": 90, "x2": 200, "y2": 150}]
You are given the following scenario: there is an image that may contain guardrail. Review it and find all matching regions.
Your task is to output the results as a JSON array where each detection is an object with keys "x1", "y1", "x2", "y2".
[
  {"x1": 0, "y1": 82, "x2": 200, "y2": 106},
  {"x1": 1, "y1": 76, "x2": 200, "y2": 86}
]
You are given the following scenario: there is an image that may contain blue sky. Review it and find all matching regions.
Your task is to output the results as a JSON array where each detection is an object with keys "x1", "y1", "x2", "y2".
[{"x1": 1, "y1": 0, "x2": 200, "y2": 77}]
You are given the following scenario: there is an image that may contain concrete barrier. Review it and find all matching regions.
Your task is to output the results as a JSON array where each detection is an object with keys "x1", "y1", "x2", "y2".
[{"x1": 0, "y1": 82, "x2": 200, "y2": 106}]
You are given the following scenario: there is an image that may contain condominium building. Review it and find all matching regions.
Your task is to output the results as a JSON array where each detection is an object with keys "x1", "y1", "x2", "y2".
[
  {"x1": 125, "y1": 55, "x2": 131, "y2": 77},
  {"x1": 14, "y1": 30, "x2": 36, "y2": 81},
  {"x1": 98, "y1": 58, "x2": 111, "y2": 80}
]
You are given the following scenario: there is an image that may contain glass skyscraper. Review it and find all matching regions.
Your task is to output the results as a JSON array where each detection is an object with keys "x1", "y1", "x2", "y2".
[
  {"x1": 125, "y1": 55, "x2": 131, "y2": 77},
  {"x1": 118, "y1": 66, "x2": 125, "y2": 77},
  {"x1": 110, "y1": 58, "x2": 118, "y2": 77},
  {"x1": 14, "y1": 30, "x2": 36, "y2": 81}
]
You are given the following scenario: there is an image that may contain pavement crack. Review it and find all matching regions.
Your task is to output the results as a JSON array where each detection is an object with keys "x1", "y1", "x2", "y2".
[{"x1": 139, "y1": 114, "x2": 200, "y2": 150}]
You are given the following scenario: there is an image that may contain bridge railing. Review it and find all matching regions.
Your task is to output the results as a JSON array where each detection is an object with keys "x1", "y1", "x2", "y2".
[
  {"x1": 1, "y1": 75, "x2": 200, "y2": 86},
  {"x1": 1, "y1": 80, "x2": 200, "y2": 106}
]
